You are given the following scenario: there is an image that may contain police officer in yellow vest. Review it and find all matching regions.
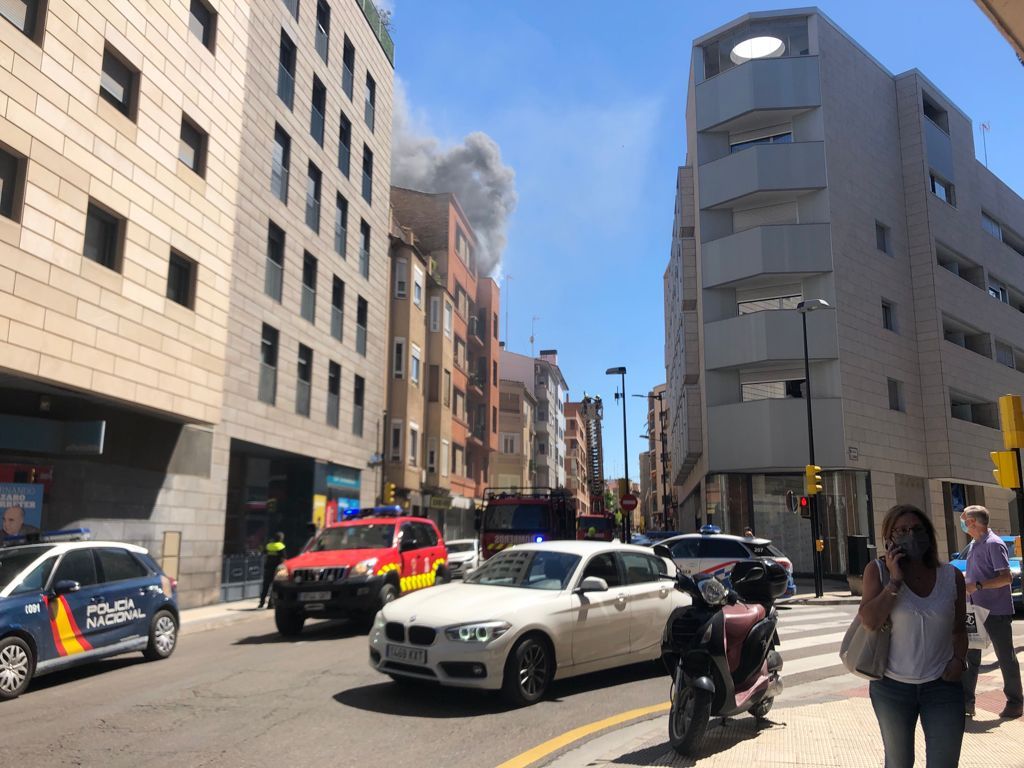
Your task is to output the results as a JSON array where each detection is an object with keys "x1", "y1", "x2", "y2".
[{"x1": 258, "y1": 531, "x2": 287, "y2": 609}]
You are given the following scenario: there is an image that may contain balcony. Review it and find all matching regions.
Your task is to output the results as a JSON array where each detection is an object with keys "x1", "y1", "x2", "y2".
[
  {"x1": 696, "y1": 56, "x2": 820, "y2": 132},
  {"x1": 354, "y1": 0, "x2": 395, "y2": 65},
  {"x1": 707, "y1": 397, "x2": 844, "y2": 472},
  {"x1": 702, "y1": 224, "x2": 832, "y2": 289},
  {"x1": 469, "y1": 372, "x2": 485, "y2": 394},
  {"x1": 698, "y1": 142, "x2": 826, "y2": 210},
  {"x1": 270, "y1": 163, "x2": 289, "y2": 204},
  {"x1": 277, "y1": 65, "x2": 294, "y2": 110},
  {"x1": 703, "y1": 309, "x2": 837, "y2": 371},
  {"x1": 468, "y1": 316, "x2": 485, "y2": 346}
]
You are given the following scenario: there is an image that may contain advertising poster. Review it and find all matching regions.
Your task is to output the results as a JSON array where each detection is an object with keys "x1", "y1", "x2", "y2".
[{"x1": 1, "y1": 483, "x2": 45, "y2": 537}]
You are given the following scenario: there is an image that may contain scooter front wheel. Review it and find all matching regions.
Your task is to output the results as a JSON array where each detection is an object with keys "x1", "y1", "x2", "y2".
[{"x1": 668, "y1": 685, "x2": 712, "y2": 756}]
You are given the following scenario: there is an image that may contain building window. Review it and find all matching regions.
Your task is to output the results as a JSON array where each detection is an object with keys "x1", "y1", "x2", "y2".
[
  {"x1": 189, "y1": 0, "x2": 216, "y2": 51},
  {"x1": 83, "y1": 201, "x2": 123, "y2": 271},
  {"x1": 278, "y1": 31, "x2": 296, "y2": 109},
  {"x1": 887, "y1": 378, "x2": 904, "y2": 412},
  {"x1": 390, "y1": 420, "x2": 403, "y2": 461},
  {"x1": 427, "y1": 438, "x2": 438, "y2": 473},
  {"x1": 930, "y1": 173, "x2": 956, "y2": 206},
  {"x1": 337, "y1": 111, "x2": 352, "y2": 177},
  {"x1": 453, "y1": 445, "x2": 464, "y2": 476},
  {"x1": 271, "y1": 125, "x2": 290, "y2": 203},
  {"x1": 443, "y1": 369, "x2": 451, "y2": 407},
  {"x1": 342, "y1": 36, "x2": 355, "y2": 99},
  {"x1": 429, "y1": 296, "x2": 441, "y2": 332},
  {"x1": 493, "y1": 405, "x2": 498, "y2": 433},
  {"x1": 737, "y1": 295, "x2": 800, "y2": 314},
  {"x1": 428, "y1": 364, "x2": 439, "y2": 402},
  {"x1": 352, "y1": 375, "x2": 365, "y2": 436},
  {"x1": 356, "y1": 296, "x2": 368, "y2": 355},
  {"x1": 982, "y1": 212, "x2": 1002, "y2": 241},
  {"x1": 301, "y1": 251, "x2": 317, "y2": 323},
  {"x1": 2, "y1": 0, "x2": 46, "y2": 41},
  {"x1": 259, "y1": 324, "x2": 278, "y2": 405},
  {"x1": 178, "y1": 115, "x2": 207, "y2": 176},
  {"x1": 988, "y1": 279, "x2": 1009, "y2": 305},
  {"x1": 444, "y1": 301, "x2": 453, "y2": 338},
  {"x1": 881, "y1": 300, "x2": 896, "y2": 332},
  {"x1": 453, "y1": 389, "x2": 465, "y2": 421},
  {"x1": 327, "y1": 360, "x2": 340, "y2": 427},
  {"x1": 282, "y1": 0, "x2": 299, "y2": 20},
  {"x1": 393, "y1": 338, "x2": 405, "y2": 379},
  {"x1": 922, "y1": 92, "x2": 949, "y2": 134},
  {"x1": 166, "y1": 251, "x2": 197, "y2": 309},
  {"x1": 305, "y1": 162, "x2": 321, "y2": 233},
  {"x1": 995, "y1": 341, "x2": 1016, "y2": 370},
  {"x1": 314, "y1": 0, "x2": 330, "y2": 63},
  {"x1": 334, "y1": 193, "x2": 348, "y2": 257},
  {"x1": 412, "y1": 265, "x2": 424, "y2": 308},
  {"x1": 741, "y1": 380, "x2": 804, "y2": 401},
  {"x1": 362, "y1": 146, "x2": 373, "y2": 204},
  {"x1": 0, "y1": 145, "x2": 26, "y2": 221},
  {"x1": 502, "y1": 433, "x2": 517, "y2": 454},
  {"x1": 394, "y1": 258, "x2": 408, "y2": 298},
  {"x1": 441, "y1": 439, "x2": 450, "y2": 476},
  {"x1": 729, "y1": 131, "x2": 792, "y2": 153},
  {"x1": 359, "y1": 219, "x2": 370, "y2": 278},
  {"x1": 493, "y1": 312, "x2": 499, "y2": 339},
  {"x1": 409, "y1": 425, "x2": 419, "y2": 466},
  {"x1": 99, "y1": 46, "x2": 138, "y2": 119},
  {"x1": 364, "y1": 73, "x2": 376, "y2": 132},
  {"x1": 875, "y1": 221, "x2": 890, "y2": 254},
  {"x1": 265, "y1": 221, "x2": 285, "y2": 301},
  {"x1": 296, "y1": 344, "x2": 312, "y2": 416},
  {"x1": 310, "y1": 77, "x2": 326, "y2": 146},
  {"x1": 411, "y1": 344, "x2": 421, "y2": 386},
  {"x1": 492, "y1": 359, "x2": 498, "y2": 383},
  {"x1": 331, "y1": 276, "x2": 344, "y2": 341}
]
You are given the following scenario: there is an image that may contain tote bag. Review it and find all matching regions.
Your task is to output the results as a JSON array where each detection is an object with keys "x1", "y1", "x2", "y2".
[
  {"x1": 839, "y1": 559, "x2": 891, "y2": 680},
  {"x1": 966, "y1": 602, "x2": 991, "y2": 651}
]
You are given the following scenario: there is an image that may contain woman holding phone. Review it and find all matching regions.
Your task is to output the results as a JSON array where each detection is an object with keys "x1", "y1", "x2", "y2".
[{"x1": 858, "y1": 504, "x2": 967, "y2": 768}]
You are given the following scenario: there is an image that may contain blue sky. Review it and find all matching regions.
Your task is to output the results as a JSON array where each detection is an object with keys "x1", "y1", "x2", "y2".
[{"x1": 386, "y1": 1, "x2": 1024, "y2": 480}]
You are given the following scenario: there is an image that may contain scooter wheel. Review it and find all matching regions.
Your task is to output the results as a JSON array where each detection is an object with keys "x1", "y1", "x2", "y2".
[
  {"x1": 751, "y1": 696, "x2": 774, "y2": 720},
  {"x1": 668, "y1": 686, "x2": 711, "y2": 756}
]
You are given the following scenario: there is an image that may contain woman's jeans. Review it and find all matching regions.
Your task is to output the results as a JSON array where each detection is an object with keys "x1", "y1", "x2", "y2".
[{"x1": 869, "y1": 676, "x2": 964, "y2": 768}]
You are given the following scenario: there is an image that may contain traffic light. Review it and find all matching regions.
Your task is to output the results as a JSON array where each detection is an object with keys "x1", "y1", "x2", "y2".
[
  {"x1": 990, "y1": 451, "x2": 1021, "y2": 490},
  {"x1": 805, "y1": 464, "x2": 822, "y2": 496},
  {"x1": 999, "y1": 395, "x2": 1024, "y2": 449},
  {"x1": 384, "y1": 482, "x2": 396, "y2": 504},
  {"x1": 799, "y1": 495, "x2": 811, "y2": 520}
]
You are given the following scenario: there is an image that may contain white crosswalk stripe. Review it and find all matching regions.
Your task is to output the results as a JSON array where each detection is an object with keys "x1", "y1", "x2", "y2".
[{"x1": 773, "y1": 603, "x2": 859, "y2": 686}]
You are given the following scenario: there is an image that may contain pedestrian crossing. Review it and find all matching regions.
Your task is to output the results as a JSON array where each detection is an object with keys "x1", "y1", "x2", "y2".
[{"x1": 774, "y1": 603, "x2": 860, "y2": 686}]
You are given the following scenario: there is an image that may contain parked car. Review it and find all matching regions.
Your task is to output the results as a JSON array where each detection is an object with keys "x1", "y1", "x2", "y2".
[
  {"x1": 445, "y1": 539, "x2": 480, "y2": 578},
  {"x1": 950, "y1": 535, "x2": 1022, "y2": 610},
  {"x1": 369, "y1": 540, "x2": 688, "y2": 706}
]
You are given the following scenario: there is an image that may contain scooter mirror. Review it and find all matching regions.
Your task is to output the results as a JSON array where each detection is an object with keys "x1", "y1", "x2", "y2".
[
  {"x1": 653, "y1": 544, "x2": 672, "y2": 559},
  {"x1": 734, "y1": 565, "x2": 765, "y2": 585}
]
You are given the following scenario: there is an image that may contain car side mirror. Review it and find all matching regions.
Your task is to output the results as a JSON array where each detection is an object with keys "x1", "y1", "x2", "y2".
[
  {"x1": 653, "y1": 544, "x2": 672, "y2": 559},
  {"x1": 54, "y1": 579, "x2": 81, "y2": 595},
  {"x1": 576, "y1": 576, "x2": 609, "y2": 594}
]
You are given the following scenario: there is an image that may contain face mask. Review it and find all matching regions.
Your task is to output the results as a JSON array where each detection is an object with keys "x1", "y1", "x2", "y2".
[
  {"x1": 960, "y1": 518, "x2": 969, "y2": 533},
  {"x1": 892, "y1": 531, "x2": 931, "y2": 560}
]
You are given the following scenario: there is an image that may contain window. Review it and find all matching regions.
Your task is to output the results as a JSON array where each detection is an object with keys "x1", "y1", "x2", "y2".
[
  {"x1": 334, "y1": 193, "x2": 348, "y2": 257},
  {"x1": 337, "y1": 111, "x2": 352, "y2": 177},
  {"x1": 362, "y1": 146, "x2": 373, "y2": 204},
  {"x1": 502, "y1": 433, "x2": 517, "y2": 454},
  {"x1": 409, "y1": 425, "x2": 418, "y2": 466},
  {"x1": 741, "y1": 380, "x2": 805, "y2": 401},
  {"x1": 188, "y1": 0, "x2": 216, "y2": 51},
  {"x1": 538, "y1": 441, "x2": 547, "y2": 455},
  {"x1": 259, "y1": 324, "x2": 278, "y2": 405},
  {"x1": 294, "y1": 345, "x2": 312, "y2": 416},
  {"x1": 441, "y1": 439, "x2": 450, "y2": 476},
  {"x1": 982, "y1": 212, "x2": 1002, "y2": 241},
  {"x1": 930, "y1": 173, "x2": 955, "y2": 206},
  {"x1": 0, "y1": 145, "x2": 26, "y2": 221},
  {"x1": 996, "y1": 341, "x2": 1016, "y2": 370},
  {"x1": 96, "y1": 548, "x2": 149, "y2": 582},
  {"x1": 310, "y1": 77, "x2": 326, "y2": 146},
  {"x1": 881, "y1": 300, "x2": 895, "y2": 332},
  {"x1": 2, "y1": 0, "x2": 46, "y2": 41},
  {"x1": 444, "y1": 301, "x2": 453, "y2": 338},
  {"x1": 356, "y1": 296, "x2": 368, "y2": 355},
  {"x1": 342, "y1": 36, "x2": 355, "y2": 99},
  {"x1": 326, "y1": 360, "x2": 340, "y2": 427},
  {"x1": 264, "y1": 221, "x2": 285, "y2": 301},
  {"x1": 179, "y1": 115, "x2": 207, "y2": 176},
  {"x1": 278, "y1": 31, "x2": 296, "y2": 109},
  {"x1": 301, "y1": 251, "x2": 317, "y2": 323},
  {"x1": 492, "y1": 360, "x2": 498, "y2": 383},
  {"x1": 493, "y1": 312, "x2": 499, "y2": 339},
  {"x1": 699, "y1": 539, "x2": 749, "y2": 559},
  {"x1": 54, "y1": 549, "x2": 98, "y2": 587},
  {"x1": 492, "y1": 406, "x2": 497, "y2": 432},
  {"x1": 166, "y1": 251, "x2": 196, "y2": 309},
  {"x1": 306, "y1": 162, "x2": 321, "y2": 232},
  {"x1": 364, "y1": 73, "x2": 376, "y2": 132},
  {"x1": 887, "y1": 378, "x2": 904, "y2": 412},
  {"x1": 454, "y1": 389, "x2": 465, "y2": 420},
  {"x1": 428, "y1": 365, "x2": 440, "y2": 402},
  {"x1": 729, "y1": 131, "x2": 792, "y2": 153},
  {"x1": 429, "y1": 296, "x2": 441, "y2": 332},
  {"x1": 737, "y1": 294, "x2": 800, "y2": 313},
  {"x1": 271, "y1": 125, "x2": 290, "y2": 203},
  {"x1": 581, "y1": 553, "x2": 621, "y2": 587},
  {"x1": 621, "y1": 552, "x2": 662, "y2": 584},
  {"x1": 282, "y1": 0, "x2": 299, "y2": 20},
  {"x1": 452, "y1": 444, "x2": 465, "y2": 476},
  {"x1": 314, "y1": 0, "x2": 330, "y2": 63},
  {"x1": 922, "y1": 92, "x2": 949, "y2": 133},
  {"x1": 352, "y1": 375, "x2": 365, "y2": 436},
  {"x1": 427, "y1": 438, "x2": 438, "y2": 473},
  {"x1": 83, "y1": 201, "x2": 122, "y2": 271},
  {"x1": 390, "y1": 420, "x2": 403, "y2": 461},
  {"x1": 99, "y1": 46, "x2": 138, "y2": 119},
  {"x1": 394, "y1": 258, "x2": 408, "y2": 298},
  {"x1": 393, "y1": 338, "x2": 405, "y2": 378},
  {"x1": 443, "y1": 369, "x2": 451, "y2": 407},
  {"x1": 411, "y1": 344, "x2": 421, "y2": 386},
  {"x1": 875, "y1": 221, "x2": 890, "y2": 254},
  {"x1": 10, "y1": 556, "x2": 56, "y2": 595},
  {"x1": 669, "y1": 538, "x2": 700, "y2": 559},
  {"x1": 988, "y1": 279, "x2": 1009, "y2": 304},
  {"x1": 359, "y1": 219, "x2": 370, "y2": 277},
  {"x1": 413, "y1": 266, "x2": 424, "y2": 307},
  {"x1": 330, "y1": 276, "x2": 344, "y2": 341},
  {"x1": 455, "y1": 227, "x2": 470, "y2": 264}
]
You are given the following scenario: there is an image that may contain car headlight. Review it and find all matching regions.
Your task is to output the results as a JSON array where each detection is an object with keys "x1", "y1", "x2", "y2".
[
  {"x1": 350, "y1": 558, "x2": 379, "y2": 577},
  {"x1": 698, "y1": 577, "x2": 728, "y2": 606},
  {"x1": 273, "y1": 564, "x2": 290, "y2": 582},
  {"x1": 373, "y1": 610, "x2": 386, "y2": 629},
  {"x1": 444, "y1": 621, "x2": 511, "y2": 644}
]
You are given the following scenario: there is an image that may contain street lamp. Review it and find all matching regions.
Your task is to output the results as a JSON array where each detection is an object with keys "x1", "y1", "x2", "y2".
[
  {"x1": 797, "y1": 298, "x2": 831, "y2": 598},
  {"x1": 606, "y1": 366, "x2": 630, "y2": 543}
]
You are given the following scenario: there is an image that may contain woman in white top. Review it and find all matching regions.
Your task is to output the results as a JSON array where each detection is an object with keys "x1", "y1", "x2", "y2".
[{"x1": 859, "y1": 504, "x2": 967, "y2": 768}]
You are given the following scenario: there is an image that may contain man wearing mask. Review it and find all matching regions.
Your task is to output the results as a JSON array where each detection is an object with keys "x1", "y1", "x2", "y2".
[{"x1": 960, "y1": 505, "x2": 1022, "y2": 718}]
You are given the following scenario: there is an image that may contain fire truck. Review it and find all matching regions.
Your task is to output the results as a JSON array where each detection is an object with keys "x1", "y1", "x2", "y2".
[
  {"x1": 476, "y1": 488, "x2": 576, "y2": 561},
  {"x1": 575, "y1": 513, "x2": 617, "y2": 541}
]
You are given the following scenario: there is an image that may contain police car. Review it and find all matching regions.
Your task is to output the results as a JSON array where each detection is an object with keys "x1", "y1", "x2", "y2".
[{"x1": 0, "y1": 531, "x2": 179, "y2": 700}]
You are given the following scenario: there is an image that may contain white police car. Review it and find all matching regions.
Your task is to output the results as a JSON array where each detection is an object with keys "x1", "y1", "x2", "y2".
[{"x1": 0, "y1": 531, "x2": 179, "y2": 700}]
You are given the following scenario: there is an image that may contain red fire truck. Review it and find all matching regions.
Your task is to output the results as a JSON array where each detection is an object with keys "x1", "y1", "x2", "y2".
[
  {"x1": 477, "y1": 488, "x2": 576, "y2": 561},
  {"x1": 575, "y1": 513, "x2": 617, "y2": 541}
]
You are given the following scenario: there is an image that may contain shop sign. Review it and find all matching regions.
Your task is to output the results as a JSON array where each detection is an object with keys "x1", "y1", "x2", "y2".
[{"x1": 428, "y1": 495, "x2": 451, "y2": 510}]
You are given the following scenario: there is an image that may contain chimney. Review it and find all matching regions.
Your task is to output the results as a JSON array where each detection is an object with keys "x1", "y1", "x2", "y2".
[{"x1": 539, "y1": 348, "x2": 558, "y2": 364}]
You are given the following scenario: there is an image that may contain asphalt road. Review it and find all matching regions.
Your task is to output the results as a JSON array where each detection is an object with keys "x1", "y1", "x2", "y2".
[{"x1": 3, "y1": 612, "x2": 675, "y2": 768}]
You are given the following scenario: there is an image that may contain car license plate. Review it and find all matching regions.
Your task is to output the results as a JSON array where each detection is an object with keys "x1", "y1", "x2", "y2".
[
  {"x1": 299, "y1": 591, "x2": 331, "y2": 601},
  {"x1": 386, "y1": 644, "x2": 427, "y2": 664}
]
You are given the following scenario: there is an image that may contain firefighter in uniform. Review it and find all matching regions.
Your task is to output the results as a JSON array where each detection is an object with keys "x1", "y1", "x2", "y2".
[{"x1": 258, "y1": 532, "x2": 287, "y2": 609}]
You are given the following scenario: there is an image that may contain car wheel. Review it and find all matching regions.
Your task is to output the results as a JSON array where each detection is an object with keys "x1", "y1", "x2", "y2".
[
  {"x1": 378, "y1": 582, "x2": 399, "y2": 609},
  {"x1": 275, "y1": 608, "x2": 305, "y2": 637},
  {"x1": 143, "y1": 609, "x2": 179, "y2": 661},
  {"x1": 501, "y1": 634, "x2": 552, "y2": 707},
  {"x1": 0, "y1": 636, "x2": 34, "y2": 701}
]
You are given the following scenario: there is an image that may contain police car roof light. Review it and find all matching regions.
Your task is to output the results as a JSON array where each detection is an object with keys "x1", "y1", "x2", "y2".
[
  {"x1": 1, "y1": 528, "x2": 93, "y2": 547},
  {"x1": 700, "y1": 524, "x2": 722, "y2": 535}
]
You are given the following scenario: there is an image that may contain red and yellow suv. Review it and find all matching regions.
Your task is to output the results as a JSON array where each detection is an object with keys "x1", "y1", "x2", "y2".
[{"x1": 272, "y1": 508, "x2": 448, "y2": 636}]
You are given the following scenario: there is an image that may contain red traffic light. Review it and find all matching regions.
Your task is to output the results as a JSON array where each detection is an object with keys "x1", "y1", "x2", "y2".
[
  {"x1": 800, "y1": 496, "x2": 809, "y2": 508},
  {"x1": 799, "y1": 495, "x2": 811, "y2": 520}
]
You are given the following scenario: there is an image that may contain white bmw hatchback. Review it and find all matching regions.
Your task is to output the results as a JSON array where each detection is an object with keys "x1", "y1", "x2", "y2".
[{"x1": 368, "y1": 540, "x2": 688, "y2": 706}]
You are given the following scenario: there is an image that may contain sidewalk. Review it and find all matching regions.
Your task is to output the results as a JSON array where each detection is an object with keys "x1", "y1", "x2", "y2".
[
  {"x1": 179, "y1": 597, "x2": 269, "y2": 634},
  {"x1": 778, "y1": 578, "x2": 861, "y2": 606}
]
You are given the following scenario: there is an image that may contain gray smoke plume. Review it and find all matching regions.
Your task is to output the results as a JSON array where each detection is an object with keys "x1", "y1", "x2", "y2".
[{"x1": 391, "y1": 83, "x2": 517, "y2": 277}]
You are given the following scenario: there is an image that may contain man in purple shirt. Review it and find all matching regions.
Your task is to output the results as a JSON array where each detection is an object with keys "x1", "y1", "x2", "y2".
[{"x1": 960, "y1": 505, "x2": 1022, "y2": 718}]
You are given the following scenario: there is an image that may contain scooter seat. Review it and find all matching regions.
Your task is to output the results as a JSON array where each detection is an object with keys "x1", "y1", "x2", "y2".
[{"x1": 723, "y1": 602, "x2": 766, "y2": 672}]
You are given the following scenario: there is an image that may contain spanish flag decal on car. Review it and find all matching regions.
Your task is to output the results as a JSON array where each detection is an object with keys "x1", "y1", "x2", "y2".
[{"x1": 43, "y1": 595, "x2": 92, "y2": 656}]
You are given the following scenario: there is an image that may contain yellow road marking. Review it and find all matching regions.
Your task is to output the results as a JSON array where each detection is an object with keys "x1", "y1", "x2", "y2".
[{"x1": 494, "y1": 701, "x2": 671, "y2": 768}]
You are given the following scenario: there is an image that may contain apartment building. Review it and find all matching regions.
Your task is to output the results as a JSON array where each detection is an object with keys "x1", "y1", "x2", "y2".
[
  {"x1": 502, "y1": 349, "x2": 567, "y2": 489},
  {"x1": 493, "y1": 379, "x2": 536, "y2": 490},
  {"x1": 665, "y1": 8, "x2": 1024, "y2": 576},
  {"x1": 389, "y1": 187, "x2": 500, "y2": 532},
  {"x1": 564, "y1": 401, "x2": 589, "y2": 514}
]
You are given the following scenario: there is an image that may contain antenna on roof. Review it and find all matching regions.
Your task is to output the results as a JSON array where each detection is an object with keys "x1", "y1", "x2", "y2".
[{"x1": 981, "y1": 122, "x2": 990, "y2": 168}]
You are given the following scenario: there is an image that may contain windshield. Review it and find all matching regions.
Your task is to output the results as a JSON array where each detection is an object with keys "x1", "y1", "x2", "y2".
[
  {"x1": 311, "y1": 524, "x2": 395, "y2": 551},
  {"x1": 0, "y1": 546, "x2": 54, "y2": 591},
  {"x1": 578, "y1": 516, "x2": 614, "y2": 532},
  {"x1": 465, "y1": 549, "x2": 580, "y2": 590},
  {"x1": 446, "y1": 541, "x2": 476, "y2": 554},
  {"x1": 484, "y1": 503, "x2": 550, "y2": 531}
]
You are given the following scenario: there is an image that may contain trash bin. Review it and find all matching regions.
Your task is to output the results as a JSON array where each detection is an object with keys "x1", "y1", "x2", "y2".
[{"x1": 847, "y1": 535, "x2": 870, "y2": 576}]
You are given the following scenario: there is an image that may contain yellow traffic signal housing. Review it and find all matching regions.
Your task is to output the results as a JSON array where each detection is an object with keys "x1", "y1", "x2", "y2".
[
  {"x1": 990, "y1": 451, "x2": 1021, "y2": 490},
  {"x1": 383, "y1": 482, "x2": 396, "y2": 504},
  {"x1": 999, "y1": 395, "x2": 1024, "y2": 449},
  {"x1": 805, "y1": 465, "x2": 823, "y2": 496}
]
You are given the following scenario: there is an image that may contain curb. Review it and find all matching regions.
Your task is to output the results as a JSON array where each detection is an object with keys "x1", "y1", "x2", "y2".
[{"x1": 180, "y1": 601, "x2": 270, "y2": 635}]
